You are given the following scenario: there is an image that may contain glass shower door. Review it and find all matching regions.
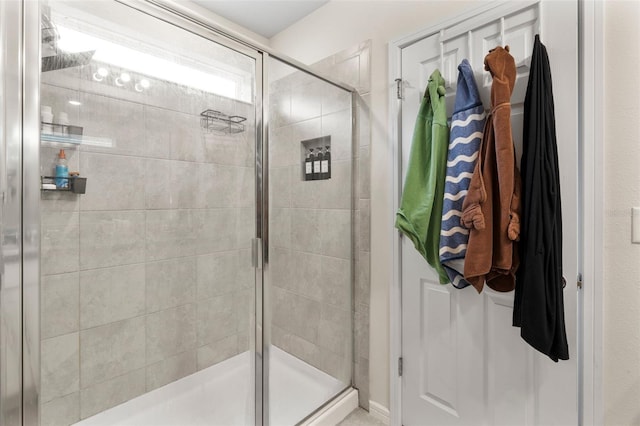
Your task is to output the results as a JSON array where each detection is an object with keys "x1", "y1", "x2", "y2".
[{"x1": 38, "y1": 2, "x2": 259, "y2": 425}]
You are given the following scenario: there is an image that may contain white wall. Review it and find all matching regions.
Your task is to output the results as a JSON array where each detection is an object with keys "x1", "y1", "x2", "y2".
[
  {"x1": 174, "y1": 0, "x2": 270, "y2": 46},
  {"x1": 603, "y1": 2, "x2": 640, "y2": 425},
  {"x1": 270, "y1": 0, "x2": 480, "y2": 410}
]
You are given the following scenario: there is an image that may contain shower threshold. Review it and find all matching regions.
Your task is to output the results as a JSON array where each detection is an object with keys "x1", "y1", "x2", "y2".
[{"x1": 74, "y1": 346, "x2": 346, "y2": 426}]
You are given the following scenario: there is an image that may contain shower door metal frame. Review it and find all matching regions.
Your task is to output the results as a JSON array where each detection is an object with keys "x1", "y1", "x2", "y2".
[
  {"x1": 0, "y1": 1, "x2": 25, "y2": 425},
  {"x1": 0, "y1": 0, "x2": 41, "y2": 423},
  {"x1": 23, "y1": 1, "x2": 42, "y2": 425}
]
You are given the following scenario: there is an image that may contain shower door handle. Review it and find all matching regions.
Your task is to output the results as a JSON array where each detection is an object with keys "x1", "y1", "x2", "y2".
[{"x1": 251, "y1": 238, "x2": 263, "y2": 269}]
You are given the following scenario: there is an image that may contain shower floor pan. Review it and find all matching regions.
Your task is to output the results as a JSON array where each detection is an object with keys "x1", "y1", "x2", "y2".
[{"x1": 74, "y1": 346, "x2": 346, "y2": 426}]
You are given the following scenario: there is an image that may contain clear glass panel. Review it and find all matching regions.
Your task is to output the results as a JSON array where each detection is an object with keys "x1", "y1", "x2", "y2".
[
  {"x1": 39, "y1": 1, "x2": 256, "y2": 425},
  {"x1": 267, "y1": 57, "x2": 353, "y2": 424}
]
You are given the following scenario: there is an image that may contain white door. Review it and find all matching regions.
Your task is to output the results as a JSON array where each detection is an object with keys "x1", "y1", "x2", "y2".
[{"x1": 400, "y1": 2, "x2": 578, "y2": 425}]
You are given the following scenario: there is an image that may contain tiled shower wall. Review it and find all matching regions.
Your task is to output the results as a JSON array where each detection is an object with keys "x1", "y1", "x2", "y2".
[
  {"x1": 269, "y1": 41, "x2": 372, "y2": 407},
  {"x1": 268, "y1": 66, "x2": 353, "y2": 385},
  {"x1": 39, "y1": 65, "x2": 255, "y2": 425}
]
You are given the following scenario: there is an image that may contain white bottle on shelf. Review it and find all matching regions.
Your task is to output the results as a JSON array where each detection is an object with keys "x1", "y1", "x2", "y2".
[
  {"x1": 41, "y1": 105, "x2": 53, "y2": 134},
  {"x1": 56, "y1": 111, "x2": 69, "y2": 136}
]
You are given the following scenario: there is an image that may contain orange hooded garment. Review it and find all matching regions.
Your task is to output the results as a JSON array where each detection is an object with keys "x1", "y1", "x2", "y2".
[{"x1": 461, "y1": 46, "x2": 522, "y2": 293}]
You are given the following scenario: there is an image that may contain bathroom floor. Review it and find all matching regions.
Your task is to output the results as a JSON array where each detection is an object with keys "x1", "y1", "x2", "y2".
[
  {"x1": 338, "y1": 408, "x2": 387, "y2": 426},
  {"x1": 74, "y1": 347, "x2": 345, "y2": 426}
]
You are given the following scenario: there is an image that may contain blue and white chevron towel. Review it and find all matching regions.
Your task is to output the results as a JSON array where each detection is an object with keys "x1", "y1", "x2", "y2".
[{"x1": 439, "y1": 59, "x2": 486, "y2": 289}]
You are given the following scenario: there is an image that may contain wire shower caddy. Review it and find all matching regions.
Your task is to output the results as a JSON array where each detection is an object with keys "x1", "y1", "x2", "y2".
[{"x1": 200, "y1": 109, "x2": 246, "y2": 135}]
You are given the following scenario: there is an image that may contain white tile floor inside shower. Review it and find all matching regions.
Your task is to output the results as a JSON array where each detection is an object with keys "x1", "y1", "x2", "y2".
[{"x1": 74, "y1": 346, "x2": 346, "y2": 426}]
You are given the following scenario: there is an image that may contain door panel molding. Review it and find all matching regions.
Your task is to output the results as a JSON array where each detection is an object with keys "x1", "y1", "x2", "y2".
[{"x1": 577, "y1": 1, "x2": 605, "y2": 424}]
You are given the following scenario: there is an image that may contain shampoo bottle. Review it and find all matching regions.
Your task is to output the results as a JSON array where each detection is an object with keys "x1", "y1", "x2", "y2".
[
  {"x1": 41, "y1": 106, "x2": 53, "y2": 134},
  {"x1": 313, "y1": 147, "x2": 322, "y2": 180},
  {"x1": 321, "y1": 145, "x2": 330, "y2": 179},
  {"x1": 55, "y1": 149, "x2": 69, "y2": 189},
  {"x1": 57, "y1": 111, "x2": 69, "y2": 137},
  {"x1": 305, "y1": 149, "x2": 314, "y2": 181}
]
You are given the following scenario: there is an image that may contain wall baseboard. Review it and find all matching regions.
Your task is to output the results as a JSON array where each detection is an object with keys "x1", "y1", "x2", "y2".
[{"x1": 369, "y1": 401, "x2": 390, "y2": 425}]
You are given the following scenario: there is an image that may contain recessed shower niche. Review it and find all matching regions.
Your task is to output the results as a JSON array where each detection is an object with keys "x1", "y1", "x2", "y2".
[{"x1": 301, "y1": 136, "x2": 331, "y2": 181}]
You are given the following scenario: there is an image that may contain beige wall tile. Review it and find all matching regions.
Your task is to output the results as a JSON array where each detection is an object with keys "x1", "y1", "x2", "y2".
[
  {"x1": 319, "y1": 347, "x2": 350, "y2": 384},
  {"x1": 290, "y1": 80, "x2": 323, "y2": 123},
  {"x1": 197, "y1": 163, "x2": 237, "y2": 209},
  {"x1": 143, "y1": 107, "x2": 173, "y2": 160},
  {"x1": 79, "y1": 211, "x2": 145, "y2": 270},
  {"x1": 269, "y1": 125, "x2": 295, "y2": 168},
  {"x1": 358, "y1": 146, "x2": 370, "y2": 200},
  {"x1": 272, "y1": 326, "x2": 320, "y2": 369},
  {"x1": 79, "y1": 93, "x2": 146, "y2": 157},
  {"x1": 42, "y1": 273, "x2": 79, "y2": 339},
  {"x1": 319, "y1": 209, "x2": 351, "y2": 259},
  {"x1": 270, "y1": 208, "x2": 292, "y2": 250},
  {"x1": 320, "y1": 256, "x2": 351, "y2": 310},
  {"x1": 355, "y1": 251, "x2": 371, "y2": 307},
  {"x1": 270, "y1": 167, "x2": 292, "y2": 209},
  {"x1": 195, "y1": 208, "x2": 239, "y2": 255},
  {"x1": 146, "y1": 304, "x2": 197, "y2": 365},
  {"x1": 235, "y1": 207, "x2": 255, "y2": 250},
  {"x1": 169, "y1": 160, "x2": 200, "y2": 209},
  {"x1": 290, "y1": 209, "x2": 321, "y2": 254},
  {"x1": 358, "y1": 199, "x2": 370, "y2": 250},
  {"x1": 146, "y1": 350, "x2": 196, "y2": 391},
  {"x1": 42, "y1": 212, "x2": 79, "y2": 275},
  {"x1": 197, "y1": 294, "x2": 236, "y2": 346},
  {"x1": 80, "y1": 264, "x2": 145, "y2": 329},
  {"x1": 290, "y1": 251, "x2": 323, "y2": 300},
  {"x1": 80, "y1": 317, "x2": 145, "y2": 388},
  {"x1": 79, "y1": 153, "x2": 145, "y2": 211},
  {"x1": 41, "y1": 333, "x2": 79, "y2": 403},
  {"x1": 321, "y1": 110, "x2": 352, "y2": 161},
  {"x1": 41, "y1": 392, "x2": 80, "y2": 426},
  {"x1": 167, "y1": 112, "x2": 203, "y2": 163},
  {"x1": 318, "y1": 304, "x2": 351, "y2": 357},
  {"x1": 322, "y1": 86, "x2": 352, "y2": 117},
  {"x1": 80, "y1": 368, "x2": 146, "y2": 420},
  {"x1": 272, "y1": 286, "x2": 321, "y2": 344},
  {"x1": 146, "y1": 257, "x2": 196, "y2": 313},
  {"x1": 146, "y1": 209, "x2": 199, "y2": 261},
  {"x1": 144, "y1": 158, "x2": 172, "y2": 209},
  {"x1": 196, "y1": 251, "x2": 237, "y2": 299},
  {"x1": 197, "y1": 335, "x2": 239, "y2": 370}
]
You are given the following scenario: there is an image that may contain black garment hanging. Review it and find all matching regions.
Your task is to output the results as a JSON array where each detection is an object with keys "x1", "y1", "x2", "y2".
[{"x1": 512, "y1": 35, "x2": 569, "y2": 362}]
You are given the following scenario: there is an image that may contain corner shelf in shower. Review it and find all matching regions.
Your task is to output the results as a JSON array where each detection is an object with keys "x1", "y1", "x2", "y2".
[
  {"x1": 200, "y1": 109, "x2": 246, "y2": 134},
  {"x1": 40, "y1": 176, "x2": 87, "y2": 194}
]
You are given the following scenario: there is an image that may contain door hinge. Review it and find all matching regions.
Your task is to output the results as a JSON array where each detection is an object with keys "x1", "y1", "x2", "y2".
[
  {"x1": 395, "y1": 78, "x2": 403, "y2": 100},
  {"x1": 398, "y1": 357, "x2": 403, "y2": 376},
  {"x1": 577, "y1": 273, "x2": 583, "y2": 289}
]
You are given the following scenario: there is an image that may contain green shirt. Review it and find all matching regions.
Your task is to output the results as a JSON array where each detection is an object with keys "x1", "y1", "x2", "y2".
[{"x1": 395, "y1": 69, "x2": 450, "y2": 284}]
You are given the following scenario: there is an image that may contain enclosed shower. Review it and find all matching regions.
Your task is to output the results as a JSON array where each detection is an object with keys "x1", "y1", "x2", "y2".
[{"x1": 0, "y1": 1, "x2": 356, "y2": 425}]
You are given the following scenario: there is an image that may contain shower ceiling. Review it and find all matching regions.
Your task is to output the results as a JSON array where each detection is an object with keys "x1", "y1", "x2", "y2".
[{"x1": 192, "y1": 0, "x2": 329, "y2": 38}]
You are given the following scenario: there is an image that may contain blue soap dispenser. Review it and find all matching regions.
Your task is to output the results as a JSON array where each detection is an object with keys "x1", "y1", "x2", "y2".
[{"x1": 55, "y1": 149, "x2": 69, "y2": 189}]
